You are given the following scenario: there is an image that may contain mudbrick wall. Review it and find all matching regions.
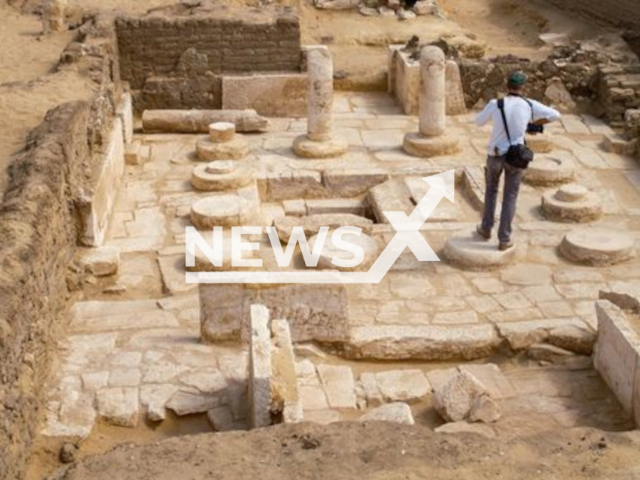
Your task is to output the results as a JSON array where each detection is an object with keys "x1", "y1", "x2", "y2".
[
  {"x1": 0, "y1": 15, "x2": 119, "y2": 480},
  {"x1": 115, "y1": 2, "x2": 302, "y2": 110}
]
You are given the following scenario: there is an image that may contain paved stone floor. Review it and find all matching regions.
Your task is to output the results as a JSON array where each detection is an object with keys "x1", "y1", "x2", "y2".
[{"x1": 42, "y1": 92, "x2": 640, "y2": 439}]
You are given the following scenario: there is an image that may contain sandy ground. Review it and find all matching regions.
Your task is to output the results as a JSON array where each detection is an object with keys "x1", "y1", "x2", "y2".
[
  {"x1": 47, "y1": 422, "x2": 640, "y2": 480},
  {"x1": 0, "y1": 4, "x2": 94, "y2": 196}
]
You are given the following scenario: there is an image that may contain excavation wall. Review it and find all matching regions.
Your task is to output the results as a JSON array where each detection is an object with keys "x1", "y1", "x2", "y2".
[{"x1": 0, "y1": 18, "x2": 119, "y2": 480}]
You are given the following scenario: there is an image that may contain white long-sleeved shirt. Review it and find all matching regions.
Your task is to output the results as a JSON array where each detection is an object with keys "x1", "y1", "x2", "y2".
[{"x1": 475, "y1": 96, "x2": 561, "y2": 156}]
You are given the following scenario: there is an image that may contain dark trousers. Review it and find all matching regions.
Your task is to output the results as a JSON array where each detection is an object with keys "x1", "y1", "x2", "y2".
[{"x1": 480, "y1": 155, "x2": 524, "y2": 244}]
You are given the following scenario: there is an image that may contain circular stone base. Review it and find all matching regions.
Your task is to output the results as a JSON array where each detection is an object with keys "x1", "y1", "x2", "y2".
[
  {"x1": 526, "y1": 132, "x2": 553, "y2": 153},
  {"x1": 190, "y1": 194, "x2": 251, "y2": 229},
  {"x1": 559, "y1": 229, "x2": 636, "y2": 266},
  {"x1": 403, "y1": 133, "x2": 460, "y2": 158},
  {"x1": 443, "y1": 229, "x2": 519, "y2": 271},
  {"x1": 292, "y1": 135, "x2": 348, "y2": 159},
  {"x1": 191, "y1": 161, "x2": 254, "y2": 192},
  {"x1": 541, "y1": 184, "x2": 603, "y2": 223},
  {"x1": 196, "y1": 136, "x2": 249, "y2": 161},
  {"x1": 309, "y1": 231, "x2": 379, "y2": 271},
  {"x1": 523, "y1": 154, "x2": 574, "y2": 185},
  {"x1": 185, "y1": 231, "x2": 258, "y2": 272}
]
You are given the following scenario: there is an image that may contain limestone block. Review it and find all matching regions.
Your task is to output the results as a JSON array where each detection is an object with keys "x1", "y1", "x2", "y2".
[
  {"x1": 359, "y1": 373, "x2": 384, "y2": 408},
  {"x1": 594, "y1": 301, "x2": 640, "y2": 417},
  {"x1": 603, "y1": 133, "x2": 638, "y2": 156},
  {"x1": 166, "y1": 390, "x2": 223, "y2": 416},
  {"x1": 80, "y1": 246, "x2": 120, "y2": 277},
  {"x1": 468, "y1": 393, "x2": 501, "y2": 423},
  {"x1": 196, "y1": 135, "x2": 249, "y2": 161},
  {"x1": 322, "y1": 169, "x2": 389, "y2": 197},
  {"x1": 142, "y1": 109, "x2": 269, "y2": 134},
  {"x1": 265, "y1": 170, "x2": 324, "y2": 201},
  {"x1": 96, "y1": 387, "x2": 139, "y2": 428},
  {"x1": 425, "y1": 368, "x2": 458, "y2": 393},
  {"x1": 125, "y1": 143, "x2": 152, "y2": 166},
  {"x1": 433, "y1": 371, "x2": 500, "y2": 423},
  {"x1": 303, "y1": 410, "x2": 342, "y2": 424},
  {"x1": 367, "y1": 178, "x2": 414, "y2": 224},
  {"x1": 140, "y1": 384, "x2": 179, "y2": 422},
  {"x1": 270, "y1": 320, "x2": 301, "y2": 418},
  {"x1": 317, "y1": 364, "x2": 357, "y2": 409},
  {"x1": 249, "y1": 304, "x2": 273, "y2": 428},
  {"x1": 283, "y1": 199, "x2": 307, "y2": 217},
  {"x1": 190, "y1": 194, "x2": 252, "y2": 229},
  {"x1": 547, "y1": 325, "x2": 596, "y2": 355},
  {"x1": 207, "y1": 405, "x2": 237, "y2": 431},
  {"x1": 374, "y1": 369, "x2": 431, "y2": 404},
  {"x1": 541, "y1": 184, "x2": 602, "y2": 223},
  {"x1": 343, "y1": 325, "x2": 500, "y2": 361},
  {"x1": 497, "y1": 318, "x2": 590, "y2": 351},
  {"x1": 117, "y1": 90, "x2": 134, "y2": 145},
  {"x1": 80, "y1": 118, "x2": 126, "y2": 247},
  {"x1": 458, "y1": 364, "x2": 516, "y2": 399},
  {"x1": 181, "y1": 370, "x2": 228, "y2": 394},
  {"x1": 305, "y1": 199, "x2": 365, "y2": 217},
  {"x1": 222, "y1": 73, "x2": 308, "y2": 118},
  {"x1": 311, "y1": 231, "x2": 379, "y2": 272},
  {"x1": 359, "y1": 402, "x2": 415, "y2": 425},
  {"x1": 200, "y1": 283, "x2": 350, "y2": 344},
  {"x1": 559, "y1": 229, "x2": 636, "y2": 266}
]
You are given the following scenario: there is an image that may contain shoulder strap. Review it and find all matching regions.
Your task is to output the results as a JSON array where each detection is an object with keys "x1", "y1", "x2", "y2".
[
  {"x1": 522, "y1": 97, "x2": 534, "y2": 120},
  {"x1": 497, "y1": 98, "x2": 512, "y2": 145}
]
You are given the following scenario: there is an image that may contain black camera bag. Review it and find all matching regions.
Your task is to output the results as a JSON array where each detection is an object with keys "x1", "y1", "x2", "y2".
[{"x1": 497, "y1": 98, "x2": 534, "y2": 170}]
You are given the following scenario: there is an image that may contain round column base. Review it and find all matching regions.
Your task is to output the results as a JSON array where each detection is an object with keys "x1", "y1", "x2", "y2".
[
  {"x1": 196, "y1": 136, "x2": 249, "y2": 161},
  {"x1": 403, "y1": 133, "x2": 460, "y2": 158},
  {"x1": 293, "y1": 134, "x2": 348, "y2": 159}
]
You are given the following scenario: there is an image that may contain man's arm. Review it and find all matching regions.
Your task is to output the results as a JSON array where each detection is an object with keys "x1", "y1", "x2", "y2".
[
  {"x1": 531, "y1": 100, "x2": 561, "y2": 124},
  {"x1": 475, "y1": 99, "x2": 496, "y2": 127}
]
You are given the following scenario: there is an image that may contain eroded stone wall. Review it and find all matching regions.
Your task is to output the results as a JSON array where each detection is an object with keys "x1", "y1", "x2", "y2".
[
  {"x1": 0, "y1": 16, "x2": 119, "y2": 480},
  {"x1": 115, "y1": 3, "x2": 302, "y2": 111}
]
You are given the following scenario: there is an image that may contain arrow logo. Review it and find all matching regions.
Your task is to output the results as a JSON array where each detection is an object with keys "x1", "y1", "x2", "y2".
[{"x1": 186, "y1": 169, "x2": 455, "y2": 284}]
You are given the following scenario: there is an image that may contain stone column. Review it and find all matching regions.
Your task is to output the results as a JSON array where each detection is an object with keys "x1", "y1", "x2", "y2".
[
  {"x1": 293, "y1": 46, "x2": 348, "y2": 159},
  {"x1": 403, "y1": 46, "x2": 460, "y2": 158}
]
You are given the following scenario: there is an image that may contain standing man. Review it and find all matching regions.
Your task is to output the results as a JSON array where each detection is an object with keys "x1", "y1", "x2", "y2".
[{"x1": 474, "y1": 72, "x2": 561, "y2": 250}]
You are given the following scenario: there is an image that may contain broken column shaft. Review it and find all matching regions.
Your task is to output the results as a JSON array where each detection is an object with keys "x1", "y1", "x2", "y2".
[
  {"x1": 403, "y1": 46, "x2": 460, "y2": 158},
  {"x1": 293, "y1": 46, "x2": 348, "y2": 159}
]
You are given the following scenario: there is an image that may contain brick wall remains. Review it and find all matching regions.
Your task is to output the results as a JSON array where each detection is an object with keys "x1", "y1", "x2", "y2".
[{"x1": 115, "y1": 2, "x2": 302, "y2": 110}]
